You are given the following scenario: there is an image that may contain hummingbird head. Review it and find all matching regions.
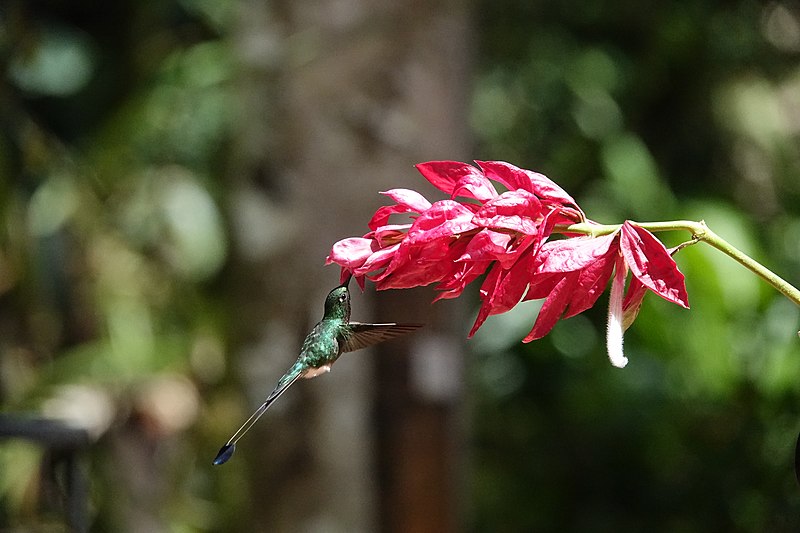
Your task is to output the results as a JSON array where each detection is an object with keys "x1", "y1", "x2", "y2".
[{"x1": 323, "y1": 284, "x2": 351, "y2": 321}]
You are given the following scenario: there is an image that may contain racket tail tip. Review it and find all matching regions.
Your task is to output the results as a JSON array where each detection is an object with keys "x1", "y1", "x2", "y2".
[{"x1": 212, "y1": 443, "x2": 236, "y2": 465}]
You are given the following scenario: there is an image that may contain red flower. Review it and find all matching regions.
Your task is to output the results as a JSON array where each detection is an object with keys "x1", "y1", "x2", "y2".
[
  {"x1": 326, "y1": 161, "x2": 689, "y2": 366},
  {"x1": 520, "y1": 221, "x2": 689, "y2": 367},
  {"x1": 327, "y1": 161, "x2": 581, "y2": 286}
]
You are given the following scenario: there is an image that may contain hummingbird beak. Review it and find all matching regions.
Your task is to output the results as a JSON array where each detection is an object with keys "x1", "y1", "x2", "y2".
[{"x1": 340, "y1": 273, "x2": 352, "y2": 289}]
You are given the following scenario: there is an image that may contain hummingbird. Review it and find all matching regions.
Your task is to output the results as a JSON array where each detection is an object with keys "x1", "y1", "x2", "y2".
[{"x1": 212, "y1": 278, "x2": 422, "y2": 465}]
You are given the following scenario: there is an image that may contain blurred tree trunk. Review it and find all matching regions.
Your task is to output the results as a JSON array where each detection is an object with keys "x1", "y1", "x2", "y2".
[{"x1": 229, "y1": 0, "x2": 472, "y2": 531}]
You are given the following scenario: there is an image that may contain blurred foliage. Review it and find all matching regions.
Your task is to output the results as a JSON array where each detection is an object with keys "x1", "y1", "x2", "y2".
[
  {"x1": 469, "y1": 0, "x2": 800, "y2": 531},
  {"x1": 1, "y1": 0, "x2": 236, "y2": 530}
]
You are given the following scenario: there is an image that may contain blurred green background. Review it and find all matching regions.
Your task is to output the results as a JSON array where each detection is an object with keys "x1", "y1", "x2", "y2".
[{"x1": 2, "y1": 0, "x2": 800, "y2": 531}]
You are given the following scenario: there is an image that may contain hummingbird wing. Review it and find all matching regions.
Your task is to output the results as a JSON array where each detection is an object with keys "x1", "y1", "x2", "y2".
[
  {"x1": 341, "y1": 323, "x2": 423, "y2": 353},
  {"x1": 212, "y1": 366, "x2": 303, "y2": 465}
]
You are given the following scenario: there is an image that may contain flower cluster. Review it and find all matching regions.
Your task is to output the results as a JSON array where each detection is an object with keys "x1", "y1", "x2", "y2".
[{"x1": 326, "y1": 161, "x2": 689, "y2": 367}]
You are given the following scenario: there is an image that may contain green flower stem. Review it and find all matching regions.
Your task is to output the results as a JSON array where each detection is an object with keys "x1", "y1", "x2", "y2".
[{"x1": 556, "y1": 220, "x2": 800, "y2": 308}]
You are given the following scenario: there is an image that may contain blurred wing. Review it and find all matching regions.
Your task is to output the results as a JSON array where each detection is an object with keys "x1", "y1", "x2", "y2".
[{"x1": 341, "y1": 323, "x2": 423, "y2": 353}]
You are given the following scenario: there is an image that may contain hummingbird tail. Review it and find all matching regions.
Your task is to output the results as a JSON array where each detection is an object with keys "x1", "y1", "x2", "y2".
[
  {"x1": 212, "y1": 443, "x2": 236, "y2": 465},
  {"x1": 211, "y1": 369, "x2": 303, "y2": 466}
]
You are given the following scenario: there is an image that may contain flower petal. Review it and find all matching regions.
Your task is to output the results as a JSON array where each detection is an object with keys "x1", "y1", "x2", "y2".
[
  {"x1": 621, "y1": 275, "x2": 648, "y2": 331},
  {"x1": 563, "y1": 250, "x2": 617, "y2": 318},
  {"x1": 405, "y1": 200, "x2": 477, "y2": 244},
  {"x1": 523, "y1": 273, "x2": 580, "y2": 341},
  {"x1": 468, "y1": 251, "x2": 534, "y2": 337},
  {"x1": 476, "y1": 160, "x2": 582, "y2": 213},
  {"x1": 326, "y1": 237, "x2": 376, "y2": 270},
  {"x1": 452, "y1": 173, "x2": 498, "y2": 203},
  {"x1": 524, "y1": 271, "x2": 565, "y2": 302},
  {"x1": 368, "y1": 189, "x2": 431, "y2": 230},
  {"x1": 435, "y1": 260, "x2": 492, "y2": 301},
  {"x1": 381, "y1": 188, "x2": 432, "y2": 212},
  {"x1": 354, "y1": 242, "x2": 400, "y2": 277},
  {"x1": 415, "y1": 161, "x2": 485, "y2": 196},
  {"x1": 468, "y1": 264, "x2": 503, "y2": 337},
  {"x1": 471, "y1": 189, "x2": 542, "y2": 234},
  {"x1": 374, "y1": 237, "x2": 468, "y2": 290},
  {"x1": 534, "y1": 231, "x2": 619, "y2": 273},
  {"x1": 371, "y1": 223, "x2": 411, "y2": 246},
  {"x1": 369, "y1": 205, "x2": 411, "y2": 231},
  {"x1": 620, "y1": 222, "x2": 689, "y2": 308},
  {"x1": 606, "y1": 255, "x2": 628, "y2": 368},
  {"x1": 457, "y1": 229, "x2": 513, "y2": 263},
  {"x1": 489, "y1": 252, "x2": 534, "y2": 313}
]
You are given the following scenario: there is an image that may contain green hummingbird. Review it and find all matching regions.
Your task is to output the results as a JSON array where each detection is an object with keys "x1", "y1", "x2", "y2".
[{"x1": 212, "y1": 278, "x2": 422, "y2": 465}]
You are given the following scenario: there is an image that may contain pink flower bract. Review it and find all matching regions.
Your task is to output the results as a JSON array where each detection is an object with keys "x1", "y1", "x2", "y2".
[{"x1": 326, "y1": 161, "x2": 690, "y2": 365}]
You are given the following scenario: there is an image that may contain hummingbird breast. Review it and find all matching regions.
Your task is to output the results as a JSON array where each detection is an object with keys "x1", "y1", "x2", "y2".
[{"x1": 297, "y1": 319, "x2": 345, "y2": 370}]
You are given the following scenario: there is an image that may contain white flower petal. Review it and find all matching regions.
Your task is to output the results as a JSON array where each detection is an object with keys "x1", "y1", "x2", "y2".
[{"x1": 607, "y1": 257, "x2": 628, "y2": 368}]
